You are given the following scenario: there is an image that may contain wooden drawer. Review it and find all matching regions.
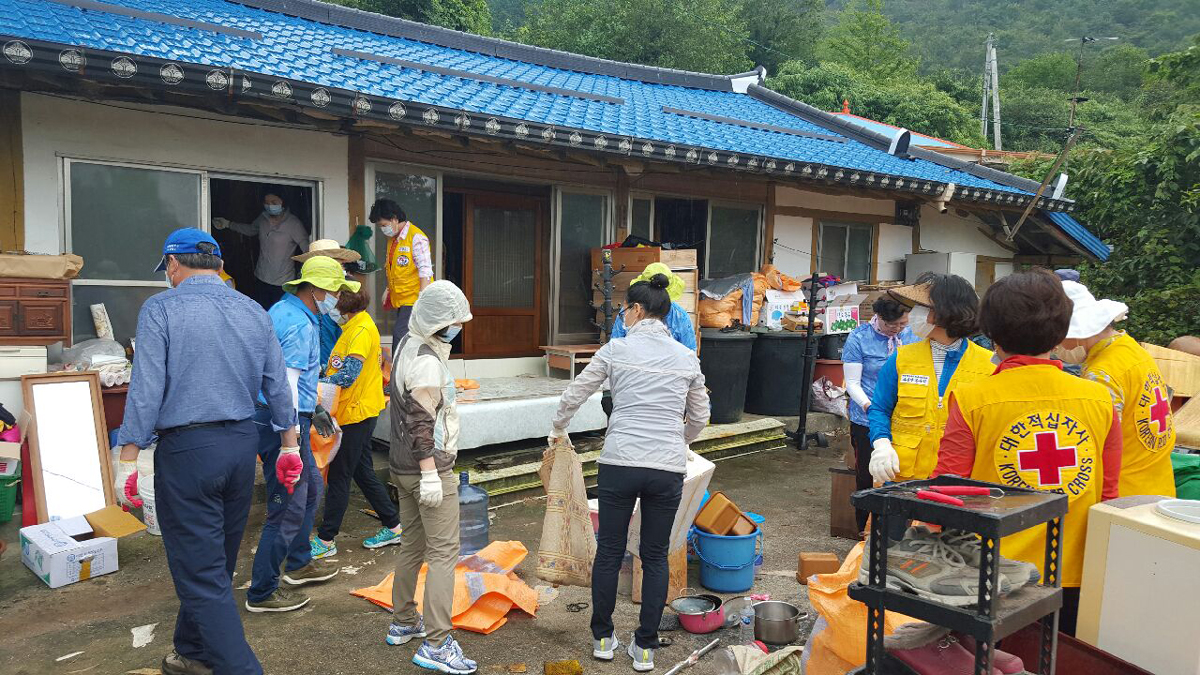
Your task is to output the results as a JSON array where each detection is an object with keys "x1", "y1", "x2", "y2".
[
  {"x1": 19, "y1": 285, "x2": 67, "y2": 299},
  {"x1": 0, "y1": 300, "x2": 16, "y2": 335},
  {"x1": 18, "y1": 300, "x2": 66, "y2": 336}
]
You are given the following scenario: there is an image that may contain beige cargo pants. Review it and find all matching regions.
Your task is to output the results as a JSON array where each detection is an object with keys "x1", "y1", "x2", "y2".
[{"x1": 390, "y1": 471, "x2": 460, "y2": 644}]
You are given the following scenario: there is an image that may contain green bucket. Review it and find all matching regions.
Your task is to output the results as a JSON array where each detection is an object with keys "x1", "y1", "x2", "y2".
[{"x1": 0, "y1": 461, "x2": 20, "y2": 524}]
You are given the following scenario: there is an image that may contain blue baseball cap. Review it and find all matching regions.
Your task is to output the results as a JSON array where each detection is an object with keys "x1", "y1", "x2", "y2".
[{"x1": 155, "y1": 228, "x2": 222, "y2": 271}]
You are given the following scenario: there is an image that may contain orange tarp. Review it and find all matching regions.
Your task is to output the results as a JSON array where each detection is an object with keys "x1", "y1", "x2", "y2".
[{"x1": 351, "y1": 540, "x2": 539, "y2": 635}]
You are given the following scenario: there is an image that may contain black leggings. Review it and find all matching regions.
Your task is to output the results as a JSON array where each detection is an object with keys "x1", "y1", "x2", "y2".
[
  {"x1": 850, "y1": 422, "x2": 874, "y2": 532},
  {"x1": 317, "y1": 416, "x2": 400, "y2": 540},
  {"x1": 591, "y1": 464, "x2": 683, "y2": 650}
]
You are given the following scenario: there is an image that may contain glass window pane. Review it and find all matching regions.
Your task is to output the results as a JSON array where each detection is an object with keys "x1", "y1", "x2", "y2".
[
  {"x1": 631, "y1": 198, "x2": 652, "y2": 240},
  {"x1": 846, "y1": 225, "x2": 873, "y2": 281},
  {"x1": 72, "y1": 285, "x2": 168, "y2": 343},
  {"x1": 558, "y1": 192, "x2": 608, "y2": 337},
  {"x1": 707, "y1": 205, "x2": 759, "y2": 279},
  {"x1": 473, "y1": 207, "x2": 536, "y2": 308},
  {"x1": 69, "y1": 162, "x2": 201, "y2": 281},
  {"x1": 819, "y1": 223, "x2": 848, "y2": 279},
  {"x1": 371, "y1": 170, "x2": 437, "y2": 336}
]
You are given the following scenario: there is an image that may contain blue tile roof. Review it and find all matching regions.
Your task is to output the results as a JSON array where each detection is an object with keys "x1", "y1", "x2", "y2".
[
  {"x1": 0, "y1": 0, "x2": 1041, "y2": 197},
  {"x1": 1045, "y1": 210, "x2": 1109, "y2": 261}
]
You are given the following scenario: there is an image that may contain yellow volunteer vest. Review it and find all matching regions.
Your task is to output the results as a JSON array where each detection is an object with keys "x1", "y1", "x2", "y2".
[
  {"x1": 955, "y1": 365, "x2": 1113, "y2": 587},
  {"x1": 386, "y1": 222, "x2": 428, "y2": 308},
  {"x1": 891, "y1": 340, "x2": 995, "y2": 480},
  {"x1": 1085, "y1": 333, "x2": 1177, "y2": 498},
  {"x1": 325, "y1": 311, "x2": 386, "y2": 426}
]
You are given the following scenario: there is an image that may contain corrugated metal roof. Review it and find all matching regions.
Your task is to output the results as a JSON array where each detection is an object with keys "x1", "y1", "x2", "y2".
[
  {"x1": 0, "y1": 0, "x2": 1053, "y2": 199},
  {"x1": 1044, "y1": 210, "x2": 1109, "y2": 261}
]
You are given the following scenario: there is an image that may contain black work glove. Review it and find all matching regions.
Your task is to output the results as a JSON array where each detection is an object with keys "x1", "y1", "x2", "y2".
[{"x1": 313, "y1": 405, "x2": 336, "y2": 438}]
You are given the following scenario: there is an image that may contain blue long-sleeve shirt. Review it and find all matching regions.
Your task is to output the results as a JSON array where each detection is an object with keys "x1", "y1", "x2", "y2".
[
  {"x1": 118, "y1": 274, "x2": 296, "y2": 449},
  {"x1": 867, "y1": 340, "x2": 971, "y2": 444},
  {"x1": 319, "y1": 313, "x2": 341, "y2": 370},
  {"x1": 610, "y1": 302, "x2": 697, "y2": 350}
]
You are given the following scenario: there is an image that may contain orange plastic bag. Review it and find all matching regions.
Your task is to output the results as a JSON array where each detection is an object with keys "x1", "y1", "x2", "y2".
[
  {"x1": 699, "y1": 289, "x2": 742, "y2": 328},
  {"x1": 309, "y1": 423, "x2": 343, "y2": 482},
  {"x1": 760, "y1": 264, "x2": 802, "y2": 292},
  {"x1": 804, "y1": 542, "x2": 918, "y2": 675},
  {"x1": 350, "y1": 541, "x2": 538, "y2": 635}
]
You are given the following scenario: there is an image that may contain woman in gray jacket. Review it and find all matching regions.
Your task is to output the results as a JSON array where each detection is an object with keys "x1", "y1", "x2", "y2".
[{"x1": 551, "y1": 274, "x2": 710, "y2": 673}]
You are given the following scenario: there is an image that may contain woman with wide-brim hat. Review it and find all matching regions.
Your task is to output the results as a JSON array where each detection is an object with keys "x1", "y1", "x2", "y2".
[{"x1": 865, "y1": 272, "x2": 995, "y2": 483}]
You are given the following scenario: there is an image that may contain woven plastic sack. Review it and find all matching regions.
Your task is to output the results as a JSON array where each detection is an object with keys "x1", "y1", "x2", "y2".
[
  {"x1": 535, "y1": 440, "x2": 596, "y2": 587},
  {"x1": 811, "y1": 376, "x2": 849, "y2": 419}
]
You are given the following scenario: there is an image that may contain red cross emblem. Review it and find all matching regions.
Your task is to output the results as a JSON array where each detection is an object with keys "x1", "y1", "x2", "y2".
[
  {"x1": 1149, "y1": 387, "x2": 1171, "y2": 434},
  {"x1": 1018, "y1": 431, "x2": 1077, "y2": 485}
]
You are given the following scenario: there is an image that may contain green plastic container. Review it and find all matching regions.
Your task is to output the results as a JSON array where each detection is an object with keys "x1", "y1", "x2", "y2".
[{"x1": 0, "y1": 461, "x2": 20, "y2": 524}]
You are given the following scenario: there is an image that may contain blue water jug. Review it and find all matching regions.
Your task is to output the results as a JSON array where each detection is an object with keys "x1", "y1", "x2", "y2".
[{"x1": 458, "y1": 472, "x2": 489, "y2": 555}]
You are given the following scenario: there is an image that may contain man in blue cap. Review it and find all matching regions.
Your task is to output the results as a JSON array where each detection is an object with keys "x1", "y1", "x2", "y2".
[{"x1": 116, "y1": 228, "x2": 298, "y2": 675}]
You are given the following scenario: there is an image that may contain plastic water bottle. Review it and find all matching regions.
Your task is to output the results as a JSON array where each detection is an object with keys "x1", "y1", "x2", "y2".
[
  {"x1": 458, "y1": 472, "x2": 489, "y2": 555},
  {"x1": 739, "y1": 603, "x2": 755, "y2": 642}
]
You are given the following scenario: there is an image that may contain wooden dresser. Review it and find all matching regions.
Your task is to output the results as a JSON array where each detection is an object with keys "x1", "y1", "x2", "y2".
[{"x1": 0, "y1": 278, "x2": 71, "y2": 345}]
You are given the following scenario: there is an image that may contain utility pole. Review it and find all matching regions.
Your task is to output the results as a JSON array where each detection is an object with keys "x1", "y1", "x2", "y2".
[
  {"x1": 980, "y1": 34, "x2": 1002, "y2": 151},
  {"x1": 1067, "y1": 35, "x2": 1119, "y2": 130}
]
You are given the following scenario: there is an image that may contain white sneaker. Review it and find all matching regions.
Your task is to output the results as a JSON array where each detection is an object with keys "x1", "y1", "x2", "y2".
[
  {"x1": 627, "y1": 639, "x2": 654, "y2": 672},
  {"x1": 593, "y1": 632, "x2": 619, "y2": 660}
]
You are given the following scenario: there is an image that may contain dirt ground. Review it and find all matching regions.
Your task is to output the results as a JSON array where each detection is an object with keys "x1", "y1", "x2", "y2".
[{"x1": 0, "y1": 438, "x2": 858, "y2": 675}]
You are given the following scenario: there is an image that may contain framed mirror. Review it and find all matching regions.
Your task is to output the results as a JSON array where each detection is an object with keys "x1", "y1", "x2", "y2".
[{"x1": 22, "y1": 371, "x2": 113, "y2": 523}]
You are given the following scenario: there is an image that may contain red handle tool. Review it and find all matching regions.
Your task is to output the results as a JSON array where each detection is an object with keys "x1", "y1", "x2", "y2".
[
  {"x1": 927, "y1": 485, "x2": 1004, "y2": 497},
  {"x1": 915, "y1": 490, "x2": 965, "y2": 506}
]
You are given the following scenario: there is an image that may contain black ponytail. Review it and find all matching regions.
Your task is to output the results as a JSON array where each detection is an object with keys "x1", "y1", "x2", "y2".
[{"x1": 626, "y1": 273, "x2": 672, "y2": 320}]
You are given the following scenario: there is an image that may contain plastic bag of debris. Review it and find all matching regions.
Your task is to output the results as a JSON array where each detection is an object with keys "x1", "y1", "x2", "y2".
[
  {"x1": 535, "y1": 438, "x2": 596, "y2": 587},
  {"x1": 811, "y1": 376, "x2": 848, "y2": 419}
]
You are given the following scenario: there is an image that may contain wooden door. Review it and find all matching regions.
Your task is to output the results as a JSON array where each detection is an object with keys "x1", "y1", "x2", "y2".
[{"x1": 463, "y1": 194, "x2": 544, "y2": 356}]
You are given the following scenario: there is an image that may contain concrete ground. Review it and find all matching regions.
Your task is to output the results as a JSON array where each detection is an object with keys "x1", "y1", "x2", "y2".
[{"x1": 0, "y1": 429, "x2": 858, "y2": 675}]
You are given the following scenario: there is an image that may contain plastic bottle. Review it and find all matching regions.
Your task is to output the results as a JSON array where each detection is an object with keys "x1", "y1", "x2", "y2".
[
  {"x1": 458, "y1": 471, "x2": 489, "y2": 555},
  {"x1": 739, "y1": 602, "x2": 756, "y2": 643}
]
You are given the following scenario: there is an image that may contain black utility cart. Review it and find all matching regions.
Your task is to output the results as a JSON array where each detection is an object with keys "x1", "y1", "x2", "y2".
[{"x1": 848, "y1": 476, "x2": 1068, "y2": 675}]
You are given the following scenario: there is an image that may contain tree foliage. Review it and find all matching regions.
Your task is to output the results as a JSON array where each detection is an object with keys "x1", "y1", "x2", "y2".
[
  {"x1": 741, "y1": 0, "x2": 823, "y2": 75},
  {"x1": 326, "y1": 0, "x2": 491, "y2": 34},
  {"x1": 817, "y1": 0, "x2": 916, "y2": 79},
  {"x1": 516, "y1": 0, "x2": 752, "y2": 74}
]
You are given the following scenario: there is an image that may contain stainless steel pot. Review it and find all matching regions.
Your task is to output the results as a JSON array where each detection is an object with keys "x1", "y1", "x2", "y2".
[{"x1": 753, "y1": 601, "x2": 806, "y2": 645}]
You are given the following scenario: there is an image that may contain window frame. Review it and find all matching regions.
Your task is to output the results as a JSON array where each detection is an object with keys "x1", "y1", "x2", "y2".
[
  {"x1": 817, "y1": 219, "x2": 876, "y2": 282},
  {"x1": 705, "y1": 200, "x2": 763, "y2": 280},
  {"x1": 628, "y1": 192, "x2": 655, "y2": 241},
  {"x1": 551, "y1": 186, "x2": 614, "y2": 344}
]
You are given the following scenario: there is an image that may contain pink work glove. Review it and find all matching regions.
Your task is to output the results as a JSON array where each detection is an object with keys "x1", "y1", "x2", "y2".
[
  {"x1": 124, "y1": 472, "x2": 144, "y2": 509},
  {"x1": 275, "y1": 446, "x2": 303, "y2": 495}
]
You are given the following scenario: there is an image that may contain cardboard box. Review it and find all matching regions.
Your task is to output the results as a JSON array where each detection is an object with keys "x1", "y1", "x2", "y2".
[
  {"x1": 19, "y1": 505, "x2": 144, "y2": 588},
  {"x1": 823, "y1": 295, "x2": 867, "y2": 334},
  {"x1": 797, "y1": 552, "x2": 841, "y2": 584},
  {"x1": 759, "y1": 289, "x2": 809, "y2": 330}
]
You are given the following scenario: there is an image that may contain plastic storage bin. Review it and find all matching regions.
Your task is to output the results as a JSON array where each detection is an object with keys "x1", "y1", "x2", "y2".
[
  {"x1": 0, "y1": 462, "x2": 18, "y2": 523},
  {"x1": 744, "y1": 330, "x2": 810, "y2": 416},
  {"x1": 699, "y1": 330, "x2": 756, "y2": 424},
  {"x1": 693, "y1": 491, "x2": 743, "y2": 535},
  {"x1": 458, "y1": 472, "x2": 490, "y2": 555}
]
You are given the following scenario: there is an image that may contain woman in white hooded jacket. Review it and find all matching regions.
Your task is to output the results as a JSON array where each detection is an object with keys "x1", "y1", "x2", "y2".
[
  {"x1": 385, "y1": 280, "x2": 477, "y2": 675},
  {"x1": 551, "y1": 273, "x2": 710, "y2": 673}
]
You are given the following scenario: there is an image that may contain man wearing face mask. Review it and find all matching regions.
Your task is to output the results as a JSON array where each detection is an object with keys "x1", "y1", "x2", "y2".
[
  {"x1": 213, "y1": 192, "x2": 310, "y2": 311},
  {"x1": 385, "y1": 280, "x2": 477, "y2": 675},
  {"x1": 866, "y1": 273, "x2": 995, "y2": 484},
  {"x1": 246, "y1": 256, "x2": 360, "y2": 614},
  {"x1": 1055, "y1": 280, "x2": 1176, "y2": 498},
  {"x1": 292, "y1": 239, "x2": 363, "y2": 368},
  {"x1": 370, "y1": 199, "x2": 434, "y2": 347}
]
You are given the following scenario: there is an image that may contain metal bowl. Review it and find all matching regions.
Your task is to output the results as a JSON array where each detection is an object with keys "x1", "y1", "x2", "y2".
[{"x1": 753, "y1": 601, "x2": 806, "y2": 645}]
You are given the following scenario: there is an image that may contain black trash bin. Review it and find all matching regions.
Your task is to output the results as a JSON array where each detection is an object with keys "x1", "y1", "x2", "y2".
[
  {"x1": 699, "y1": 329, "x2": 757, "y2": 424},
  {"x1": 745, "y1": 330, "x2": 811, "y2": 416},
  {"x1": 819, "y1": 333, "x2": 848, "y2": 360}
]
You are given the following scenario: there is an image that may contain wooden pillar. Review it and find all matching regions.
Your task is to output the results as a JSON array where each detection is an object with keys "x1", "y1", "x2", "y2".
[
  {"x1": 347, "y1": 134, "x2": 366, "y2": 233},
  {"x1": 614, "y1": 167, "x2": 629, "y2": 242},
  {"x1": 0, "y1": 90, "x2": 24, "y2": 251},
  {"x1": 763, "y1": 182, "x2": 777, "y2": 264}
]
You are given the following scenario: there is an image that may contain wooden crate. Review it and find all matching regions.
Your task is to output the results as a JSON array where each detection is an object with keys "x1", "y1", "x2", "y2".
[
  {"x1": 594, "y1": 288, "x2": 697, "y2": 312},
  {"x1": 593, "y1": 269, "x2": 698, "y2": 293},
  {"x1": 590, "y1": 247, "x2": 698, "y2": 272}
]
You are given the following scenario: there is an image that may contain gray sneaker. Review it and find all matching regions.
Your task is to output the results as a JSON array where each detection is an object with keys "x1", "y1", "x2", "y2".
[
  {"x1": 161, "y1": 650, "x2": 213, "y2": 675},
  {"x1": 593, "y1": 632, "x2": 620, "y2": 661},
  {"x1": 245, "y1": 588, "x2": 311, "y2": 613},
  {"x1": 627, "y1": 638, "x2": 654, "y2": 672},
  {"x1": 282, "y1": 559, "x2": 340, "y2": 586},
  {"x1": 939, "y1": 529, "x2": 1040, "y2": 591},
  {"x1": 858, "y1": 526, "x2": 1011, "y2": 607}
]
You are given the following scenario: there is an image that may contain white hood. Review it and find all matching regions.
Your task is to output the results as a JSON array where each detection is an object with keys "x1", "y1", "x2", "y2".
[{"x1": 407, "y1": 280, "x2": 473, "y2": 346}]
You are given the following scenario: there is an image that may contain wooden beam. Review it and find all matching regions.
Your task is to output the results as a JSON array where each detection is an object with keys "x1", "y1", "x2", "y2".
[
  {"x1": 912, "y1": 215, "x2": 921, "y2": 253},
  {"x1": 566, "y1": 151, "x2": 606, "y2": 168},
  {"x1": 0, "y1": 90, "x2": 23, "y2": 251},
  {"x1": 615, "y1": 168, "x2": 630, "y2": 242},
  {"x1": 871, "y1": 222, "x2": 881, "y2": 284},
  {"x1": 347, "y1": 134, "x2": 366, "y2": 236},
  {"x1": 775, "y1": 204, "x2": 887, "y2": 224},
  {"x1": 763, "y1": 182, "x2": 777, "y2": 264}
]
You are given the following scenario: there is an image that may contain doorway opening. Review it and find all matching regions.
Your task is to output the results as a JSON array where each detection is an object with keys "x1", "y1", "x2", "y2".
[
  {"x1": 209, "y1": 177, "x2": 315, "y2": 305},
  {"x1": 655, "y1": 197, "x2": 708, "y2": 275}
]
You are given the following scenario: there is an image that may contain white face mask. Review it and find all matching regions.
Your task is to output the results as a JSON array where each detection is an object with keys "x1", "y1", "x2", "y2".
[
  {"x1": 1055, "y1": 344, "x2": 1088, "y2": 364},
  {"x1": 439, "y1": 324, "x2": 461, "y2": 343},
  {"x1": 313, "y1": 290, "x2": 339, "y2": 315},
  {"x1": 164, "y1": 271, "x2": 175, "y2": 288},
  {"x1": 381, "y1": 221, "x2": 400, "y2": 238},
  {"x1": 329, "y1": 307, "x2": 346, "y2": 325},
  {"x1": 264, "y1": 204, "x2": 283, "y2": 216},
  {"x1": 908, "y1": 305, "x2": 935, "y2": 339}
]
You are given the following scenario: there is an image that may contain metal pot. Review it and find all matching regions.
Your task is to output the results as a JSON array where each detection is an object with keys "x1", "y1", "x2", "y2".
[
  {"x1": 670, "y1": 593, "x2": 725, "y2": 634},
  {"x1": 753, "y1": 601, "x2": 806, "y2": 645}
]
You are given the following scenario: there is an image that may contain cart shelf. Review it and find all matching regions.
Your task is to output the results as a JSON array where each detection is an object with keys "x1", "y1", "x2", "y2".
[{"x1": 847, "y1": 583, "x2": 1062, "y2": 643}]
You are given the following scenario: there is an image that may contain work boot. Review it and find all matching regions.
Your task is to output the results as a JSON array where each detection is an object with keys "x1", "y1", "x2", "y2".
[
  {"x1": 282, "y1": 558, "x2": 340, "y2": 586},
  {"x1": 858, "y1": 526, "x2": 1011, "y2": 607},
  {"x1": 245, "y1": 588, "x2": 310, "y2": 613},
  {"x1": 940, "y1": 530, "x2": 1040, "y2": 592},
  {"x1": 161, "y1": 650, "x2": 213, "y2": 675}
]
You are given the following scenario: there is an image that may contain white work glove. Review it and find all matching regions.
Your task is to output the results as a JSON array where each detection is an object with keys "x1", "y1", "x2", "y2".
[
  {"x1": 869, "y1": 438, "x2": 900, "y2": 483},
  {"x1": 418, "y1": 469, "x2": 444, "y2": 508},
  {"x1": 211, "y1": 217, "x2": 230, "y2": 230},
  {"x1": 114, "y1": 459, "x2": 138, "y2": 509},
  {"x1": 548, "y1": 427, "x2": 572, "y2": 449}
]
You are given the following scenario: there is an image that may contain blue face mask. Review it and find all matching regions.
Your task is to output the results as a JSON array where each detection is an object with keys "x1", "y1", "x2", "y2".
[
  {"x1": 439, "y1": 325, "x2": 461, "y2": 343},
  {"x1": 313, "y1": 290, "x2": 339, "y2": 315},
  {"x1": 264, "y1": 204, "x2": 283, "y2": 216}
]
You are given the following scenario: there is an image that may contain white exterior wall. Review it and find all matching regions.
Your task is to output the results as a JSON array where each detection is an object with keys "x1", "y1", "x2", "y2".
[
  {"x1": 876, "y1": 222, "x2": 911, "y2": 282},
  {"x1": 916, "y1": 205, "x2": 1013, "y2": 258},
  {"x1": 771, "y1": 214, "x2": 813, "y2": 277},
  {"x1": 20, "y1": 93, "x2": 350, "y2": 254}
]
